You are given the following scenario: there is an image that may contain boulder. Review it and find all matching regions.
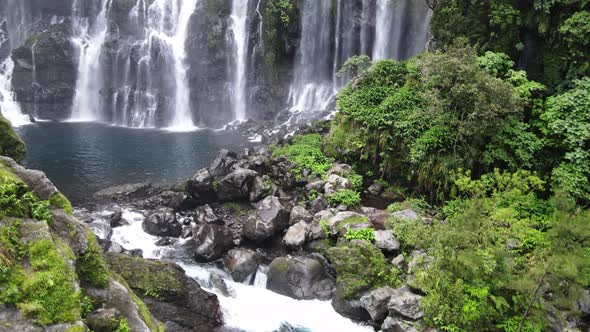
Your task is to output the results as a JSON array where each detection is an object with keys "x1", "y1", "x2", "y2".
[
  {"x1": 86, "y1": 308, "x2": 122, "y2": 332},
  {"x1": 374, "y1": 230, "x2": 400, "y2": 253},
  {"x1": 360, "y1": 287, "x2": 396, "y2": 321},
  {"x1": 249, "y1": 175, "x2": 273, "y2": 202},
  {"x1": 381, "y1": 316, "x2": 421, "y2": 332},
  {"x1": 388, "y1": 287, "x2": 424, "y2": 320},
  {"x1": 189, "y1": 223, "x2": 233, "y2": 262},
  {"x1": 289, "y1": 206, "x2": 313, "y2": 225},
  {"x1": 391, "y1": 254, "x2": 406, "y2": 269},
  {"x1": 104, "y1": 253, "x2": 223, "y2": 331},
  {"x1": 305, "y1": 180, "x2": 325, "y2": 193},
  {"x1": 267, "y1": 256, "x2": 335, "y2": 301},
  {"x1": 194, "y1": 204, "x2": 221, "y2": 225},
  {"x1": 391, "y1": 209, "x2": 420, "y2": 221},
  {"x1": 331, "y1": 286, "x2": 371, "y2": 321},
  {"x1": 327, "y1": 211, "x2": 370, "y2": 236},
  {"x1": 142, "y1": 208, "x2": 182, "y2": 237},
  {"x1": 89, "y1": 221, "x2": 113, "y2": 242},
  {"x1": 327, "y1": 164, "x2": 353, "y2": 176},
  {"x1": 367, "y1": 182, "x2": 384, "y2": 196},
  {"x1": 186, "y1": 168, "x2": 215, "y2": 201},
  {"x1": 310, "y1": 196, "x2": 329, "y2": 213},
  {"x1": 0, "y1": 157, "x2": 57, "y2": 199},
  {"x1": 324, "y1": 174, "x2": 352, "y2": 195},
  {"x1": 215, "y1": 168, "x2": 258, "y2": 201},
  {"x1": 283, "y1": 221, "x2": 308, "y2": 249},
  {"x1": 224, "y1": 248, "x2": 259, "y2": 283},
  {"x1": 243, "y1": 196, "x2": 289, "y2": 242},
  {"x1": 0, "y1": 115, "x2": 26, "y2": 162},
  {"x1": 209, "y1": 272, "x2": 233, "y2": 297}
]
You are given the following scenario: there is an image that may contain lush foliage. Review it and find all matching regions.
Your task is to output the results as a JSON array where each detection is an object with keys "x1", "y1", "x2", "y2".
[
  {"x1": 429, "y1": 0, "x2": 590, "y2": 88},
  {"x1": 77, "y1": 231, "x2": 110, "y2": 288},
  {"x1": 344, "y1": 228, "x2": 375, "y2": 242},
  {"x1": 327, "y1": 241, "x2": 401, "y2": 299},
  {"x1": 390, "y1": 171, "x2": 589, "y2": 332},
  {"x1": 272, "y1": 134, "x2": 333, "y2": 179},
  {"x1": 327, "y1": 189, "x2": 361, "y2": 207},
  {"x1": 0, "y1": 181, "x2": 52, "y2": 223},
  {"x1": 328, "y1": 46, "x2": 538, "y2": 201}
]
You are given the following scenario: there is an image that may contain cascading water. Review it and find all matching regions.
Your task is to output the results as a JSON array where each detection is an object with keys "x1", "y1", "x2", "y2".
[
  {"x1": 0, "y1": 0, "x2": 32, "y2": 126},
  {"x1": 228, "y1": 0, "x2": 251, "y2": 122},
  {"x1": 108, "y1": 207, "x2": 373, "y2": 332},
  {"x1": 333, "y1": 0, "x2": 362, "y2": 88},
  {"x1": 107, "y1": 0, "x2": 198, "y2": 130},
  {"x1": 70, "y1": 0, "x2": 110, "y2": 121},
  {"x1": 373, "y1": 0, "x2": 431, "y2": 60},
  {"x1": 288, "y1": 0, "x2": 334, "y2": 114}
]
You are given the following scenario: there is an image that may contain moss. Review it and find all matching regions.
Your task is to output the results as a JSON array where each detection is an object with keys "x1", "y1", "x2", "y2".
[
  {"x1": 327, "y1": 241, "x2": 401, "y2": 299},
  {"x1": 49, "y1": 192, "x2": 73, "y2": 214},
  {"x1": 77, "y1": 231, "x2": 109, "y2": 288},
  {"x1": 271, "y1": 257, "x2": 290, "y2": 273},
  {"x1": 0, "y1": 160, "x2": 23, "y2": 185},
  {"x1": 109, "y1": 271, "x2": 163, "y2": 332},
  {"x1": 5, "y1": 233, "x2": 81, "y2": 326},
  {"x1": 105, "y1": 253, "x2": 185, "y2": 301},
  {"x1": 0, "y1": 114, "x2": 26, "y2": 163},
  {"x1": 335, "y1": 215, "x2": 370, "y2": 232},
  {"x1": 65, "y1": 325, "x2": 86, "y2": 332}
]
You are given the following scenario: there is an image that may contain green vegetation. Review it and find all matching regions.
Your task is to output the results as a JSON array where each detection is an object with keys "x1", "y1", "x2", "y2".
[
  {"x1": 0, "y1": 181, "x2": 52, "y2": 223},
  {"x1": 272, "y1": 134, "x2": 334, "y2": 179},
  {"x1": 0, "y1": 219, "x2": 80, "y2": 326},
  {"x1": 49, "y1": 192, "x2": 73, "y2": 214},
  {"x1": 77, "y1": 231, "x2": 109, "y2": 288},
  {"x1": 344, "y1": 228, "x2": 374, "y2": 242},
  {"x1": 327, "y1": 241, "x2": 401, "y2": 299},
  {"x1": 327, "y1": 189, "x2": 361, "y2": 207},
  {"x1": 0, "y1": 114, "x2": 26, "y2": 163}
]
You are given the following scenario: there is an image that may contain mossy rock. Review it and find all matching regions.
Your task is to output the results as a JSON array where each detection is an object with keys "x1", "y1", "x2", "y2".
[
  {"x1": 326, "y1": 241, "x2": 401, "y2": 299},
  {"x1": 104, "y1": 253, "x2": 186, "y2": 302},
  {"x1": 77, "y1": 231, "x2": 109, "y2": 288},
  {"x1": 0, "y1": 114, "x2": 26, "y2": 163},
  {"x1": 50, "y1": 192, "x2": 73, "y2": 214}
]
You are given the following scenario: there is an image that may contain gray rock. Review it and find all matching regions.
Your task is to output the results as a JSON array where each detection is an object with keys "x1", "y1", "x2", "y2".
[
  {"x1": 331, "y1": 286, "x2": 371, "y2": 321},
  {"x1": 310, "y1": 195, "x2": 329, "y2": 213},
  {"x1": 249, "y1": 175, "x2": 273, "y2": 202},
  {"x1": 143, "y1": 208, "x2": 182, "y2": 237},
  {"x1": 391, "y1": 209, "x2": 420, "y2": 221},
  {"x1": 243, "y1": 196, "x2": 289, "y2": 243},
  {"x1": 224, "y1": 248, "x2": 259, "y2": 283},
  {"x1": 360, "y1": 287, "x2": 396, "y2": 321},
  {"x1": 267, "y1": 256, "x2": 335, "y2": 300},
  {"x1": 186, "y1": 168, "x2": 214, "y2": 199},
  {"x1": 324, "y1": 174, "x2": 352, "y2": 195},
  {"x1": 374, "y1": 230, "x2": 400, "y2": 253},
  {"x1": 195, "y1": 204, "x2": 221, "y2": 225},
  {"x1": 289, "y1": 206, "x2": 313, "y2": 225},
  {"x1": 283, "y1": 221, "x2": 308, "y2": 249},
  {"x1": 216, "y1": 168, "x2": 258, "y2": 201},
  {"x1": 391, "y1": 254, "x2": 406, "y2": 269},
  {"x1": 326, "y1": 211, "x2": 370, "y2": 236},
  {"x1": 305, "y1": 180, "x2": 326, "y2": 193},
  {"x1": 381, "y1": 316, "x2": 420, "y2": 332},
  {"x1": 388, "y1": 287, "x2": 424, "y2": 320},
  {"x1": 0, "y1": 157, "x2": 58, "y2": 199},
  {"x1": 209, "y1": 272, "x2": 233, "y2": 297},
  {"x1": 367, "y1": 182, "x2": 384, "y2": 196},
  {"x1": 189, "y1": 223, "x2": 233, "y2": 262},
  {"x1": 327, "y1": 164, "x2": 353, "y2": 176},
  {"x1": 89, "y1": 221, "x2": 113, "y2": 242},
  {"x1": 86, "y1": 308, "x2": 122, "y2": 332}
]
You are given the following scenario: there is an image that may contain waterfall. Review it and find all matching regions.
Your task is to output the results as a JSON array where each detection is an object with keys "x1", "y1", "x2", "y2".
[
  {"x1": 333, "y1": 0, "x2": 362, "y2": 88},
  {"x1": 0, "y1": 0, "x2": 32, "y2": 126},
  {"x1": 0, "y1": 59, "x2": 30, "y2": 126},
  {"x1": 288, "y1": 0, "x2": 334, "y2": 113},
  {"x1": 373, "y1": 0, "x2": 431, "y2": 60},
  {"x1": 70, "y1": 0, "x2": 110, "y2": 121},
  {"x1": 167, "y1": 0, "x2": 199, "y2": 131},
  {"x1": 228, "y1": 0, "x2": 251, "y2": 122},
  {"x1": 105, "y1": 0, "x2": 199, "y2": 130}
]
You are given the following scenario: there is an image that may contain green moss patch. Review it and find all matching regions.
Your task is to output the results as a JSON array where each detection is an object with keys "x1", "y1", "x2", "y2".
[
  {"x1": 105, "y1": 253, "x2": 185, "y2": 302},
  {"x1": 50, "y1": 192, "x2": 73, "y2": 214},
  {"x1": 0, "y1": 114, "x2": 26, "y2": 163},
  {"x1": 327, "y1": 241, "x2": 401, "y2": 299},
  {"x1": 0, "y1": 219, "x2": 81, "y2": 326},
  {"x1": 77, "y1": 231, "x2": 109, "y2": 288}
]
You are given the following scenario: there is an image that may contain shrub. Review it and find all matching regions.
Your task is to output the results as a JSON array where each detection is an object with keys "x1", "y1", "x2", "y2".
[
  {"x1": 272, "y1": 134, "x2": 333, "y2": 179},
  {"x1": 327, "y1": 189, "x2": 361, "y2": 207},
  {"x1": 344, "y1": 228, "x2": 375, "y2": 242}
]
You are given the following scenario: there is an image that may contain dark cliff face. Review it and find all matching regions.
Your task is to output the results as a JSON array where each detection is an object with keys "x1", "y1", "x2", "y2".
[{"x1": 11, "y1": 21, "x2": 78, "y2": 121}]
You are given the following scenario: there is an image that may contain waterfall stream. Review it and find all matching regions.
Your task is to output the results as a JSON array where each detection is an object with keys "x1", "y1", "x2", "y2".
[
  {"x1": 228, "y1": 0, "x2": 251, "y2": 122},
  {"x1": 109, "y1": 208, "x2": 373, "y2": 332}
]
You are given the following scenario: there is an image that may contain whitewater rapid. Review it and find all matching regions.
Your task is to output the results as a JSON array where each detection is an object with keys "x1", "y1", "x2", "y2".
[{"x1": 110, "y1": 208, "x2": 373, "y2": 332}]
